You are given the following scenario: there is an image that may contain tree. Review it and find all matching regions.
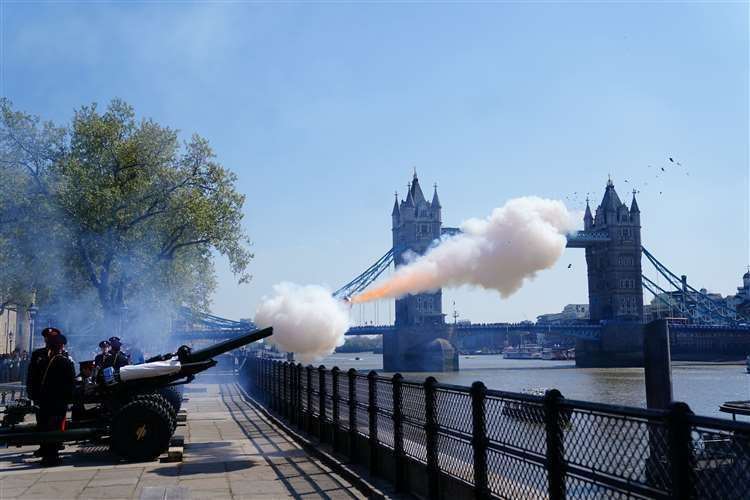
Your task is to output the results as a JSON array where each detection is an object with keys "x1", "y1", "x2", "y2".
[{"x1": 0, "y1": 99, "x2": 251, "y2": 333}]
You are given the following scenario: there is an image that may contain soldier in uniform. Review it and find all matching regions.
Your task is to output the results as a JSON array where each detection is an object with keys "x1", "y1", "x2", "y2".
[
  {"x1": 94, "y1": 340, "x2": 110, "y2": 368},
  {"x1": 26, "y1": 327, "x2": 75, "y2": 466},
  {"x1": 102, "y1": 336, "x2": 129, "y2": 370},
  {"x1": 72, "y1": 360, "x2": 96, "y2": 422}
]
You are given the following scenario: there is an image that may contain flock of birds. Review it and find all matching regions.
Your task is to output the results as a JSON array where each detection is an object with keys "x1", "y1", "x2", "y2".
[{"x1": 563, "y1": 155, "x2": 690, "y2": 209}]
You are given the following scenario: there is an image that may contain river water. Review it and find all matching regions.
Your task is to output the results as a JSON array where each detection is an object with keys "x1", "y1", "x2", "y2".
[{"x1": 319, "y1": 352, "x2": 750, "y2": 419}]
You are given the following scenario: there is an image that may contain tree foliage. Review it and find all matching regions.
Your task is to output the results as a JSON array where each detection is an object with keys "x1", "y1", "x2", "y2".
[{"x1": 0, "y1": 99, "x2": 251, "y2": 330}]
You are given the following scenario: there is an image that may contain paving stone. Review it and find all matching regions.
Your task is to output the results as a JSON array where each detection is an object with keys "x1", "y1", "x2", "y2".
[
  {"x1": 0, "y1": 474, "x2": 40, "y2": 488},
  {"x1": 36, "y1": 468, "x2": 98, "y2": 482},
  {"x1": 0, "y1": 486, "x2": 28, "y2": 498},
  {"x1": 88, "y1": 474, "x2": 142, "y2": 487},
  {"x1": 79, "y1": 484, "x2": 137, "y2": 499},
  {"x1": 139, "y1": 485, "x2": 190, "y2": 500},
  {"x1": 24, "y1": 480, "x2": 87, "y2": 497}
]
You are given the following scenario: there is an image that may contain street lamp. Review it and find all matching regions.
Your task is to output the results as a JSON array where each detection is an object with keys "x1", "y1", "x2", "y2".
[
  {"x1": 27, "y1": 302, "x2": 38, "y2": 353},
  {"x1": 119, "y1": 304, "x2": 128, "y2": 338}
]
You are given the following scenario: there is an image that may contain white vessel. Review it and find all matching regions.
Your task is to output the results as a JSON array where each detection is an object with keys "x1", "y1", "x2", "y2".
[{"x1": 503, "y1": 345, "x2": 542, "y2": 359}]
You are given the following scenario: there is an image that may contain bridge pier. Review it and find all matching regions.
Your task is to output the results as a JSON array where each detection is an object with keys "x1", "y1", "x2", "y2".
[
  {"x1": 575, "y1": 321, "x2": 644, "y2": 368},
  {"x1": 383, "y1": 325, "x2": 459, "y2": 372}
]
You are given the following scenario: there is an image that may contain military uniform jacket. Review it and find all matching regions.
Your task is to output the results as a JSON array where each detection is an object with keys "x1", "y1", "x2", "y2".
[
  {"x1": 102, "y1": 350, "x2": 130, "y2": 370},
  {"x1": 94, "y1": 353, "x2": 106, "y2": 367},
  {"x1": 26, "y1": 348, "x2": 48, "y2": 402},
  {"x1": 38, "y1": 352, "x2": 75, "y2": 414}
]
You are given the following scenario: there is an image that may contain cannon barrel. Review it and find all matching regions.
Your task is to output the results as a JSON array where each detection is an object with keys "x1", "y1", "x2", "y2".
[{"x1": 182, "y1": 327, "x2": 272, "y2": 363}]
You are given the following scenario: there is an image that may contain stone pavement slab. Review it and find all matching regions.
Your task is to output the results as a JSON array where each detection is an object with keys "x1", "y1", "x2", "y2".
[{"x1": 0, "y1": 383, "x2": 368, "y2": 499}]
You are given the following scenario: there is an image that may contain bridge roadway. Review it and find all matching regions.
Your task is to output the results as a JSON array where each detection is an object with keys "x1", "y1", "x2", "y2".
[
  {"x1": 0, "y1": 384, "x2": 368, "y2": 499},
  {"x1": 346, "y1": 322, "x2": 603, "y2": 340},
  {"x1": 345, "y1": 321, "x2": 750, "y2": 341}
]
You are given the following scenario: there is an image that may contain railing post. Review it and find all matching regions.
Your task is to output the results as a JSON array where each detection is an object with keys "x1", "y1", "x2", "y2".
[
  {"x1": 291, "y1": 363, "x2": 296, "y2": 421},
  {"x1": 287, "y1": 362, "x2": 294, "y2": 422},
  {"x1": 544, "y1": 389, "x2": 566, "y2": 500},
  {"x1": 263, "y1": 359, "x2": 273, "y2": 408},
  {"x1": 306, "y1": 366, "x2": 313, "y2": 434},
  {"x1": 263, "y1": 359, "x2": 273, "y2": 402},
  {"x1": 332, "y1": 367, "x2": 341, "y2": 452},
  {"x1": 251, "y1": 357, "x2": 257, "y2": 394},
  {"x1": 271, "y1": 361, "x2": 279, "y2": 411},
  {"x1": 667, "y1": 402, "x2": 694, "y2": 499},
  {"x1": 368, "y1": 370, "x2": 379, "y2": 476},
  {"x1": 424, "y1": 376, "x2": 439, "y2": 500},
  {"x1": 297, "y1": 363, "x2": 304, "y2": 427},
  {"x1": 282, "y1": 362, "x2": 289, "y2": 418},
  {"x1": 259, "y1": 358, "x2": 264, "y2": 399},
  {"x1": 319, "y1": 365, "x2": 327, "y2": 440},
  {"x1": 348, "y1": 369, "x2": 357, "y2": 462},
  {"x1": 275, "y1": 362, "x2": 281, "y2": 413},
  {"x1": 392, "y1": 373, "x2": 405, "y2": 492},
  {"x1": 471, "y1": 381, "x2": 489, "y2": 499}
]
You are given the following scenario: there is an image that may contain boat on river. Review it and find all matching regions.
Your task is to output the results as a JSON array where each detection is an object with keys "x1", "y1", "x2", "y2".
[{"x1": 502, "y1": 345, "x2": 542, "y2": 359}]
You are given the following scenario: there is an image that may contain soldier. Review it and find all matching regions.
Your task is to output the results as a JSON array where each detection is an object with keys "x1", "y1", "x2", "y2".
[
  {"x1": 27, "y1": 328, "x2": 59, "y2": 402},
  {"x1": 26, "y1": 328, "x2": 75, "y2": 466},
  {"x1": 102, "y1": 336, "x2": 129, "y2": 370},
  {"x1": 94, "y1": 340, "x2": 110, "y2": 368},
  {"x1": 72, "y1": 361, "x2": 96, "y2": 422}
]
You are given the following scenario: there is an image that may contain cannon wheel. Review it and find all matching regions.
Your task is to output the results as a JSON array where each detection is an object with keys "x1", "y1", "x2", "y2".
[
  {"x1": 133, "y1": 394, "x2": 177, "y2": 433},
  {"x1": 158, "y1": 386, "x2": 182, "y2": 413},
  {"x1": 110, "y1": 399, "x2": 172, "y2": 462}
]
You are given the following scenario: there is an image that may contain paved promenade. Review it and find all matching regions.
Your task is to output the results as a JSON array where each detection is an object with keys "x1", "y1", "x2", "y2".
[{"x1": 0, "y1": 384, "x2": 367, "y2": 499}]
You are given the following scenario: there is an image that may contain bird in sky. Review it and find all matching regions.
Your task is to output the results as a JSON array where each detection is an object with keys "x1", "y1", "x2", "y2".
[
  {"x1": 660, "y1": 167, "x2": 665, "y2": 172},
  {"x1": 567, "y1": 264, "x2": 572, "y2": 269},
  {"x1": 669, "y1": 157, "x2": 674, "y2": 163}
]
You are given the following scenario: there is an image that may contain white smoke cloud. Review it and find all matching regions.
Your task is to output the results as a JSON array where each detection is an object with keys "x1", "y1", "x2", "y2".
[
  {"x1": 353, "y1": 197, "x2": 577, "y2": 302},
  {"x1": 254, "y1": 283, "x2": 350, "y2": 363}
]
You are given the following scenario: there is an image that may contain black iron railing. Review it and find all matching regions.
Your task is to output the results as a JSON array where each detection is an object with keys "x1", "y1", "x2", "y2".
[{"x1": 240, "y1": 357, "x2": 750, "y2": 499}]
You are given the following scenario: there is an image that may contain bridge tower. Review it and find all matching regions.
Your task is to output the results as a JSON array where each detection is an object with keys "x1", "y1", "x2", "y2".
[
  {"x1": 574, "y1": 179, "x2": 645, "y2": 367},
  {"x1": 383, "y1": 171, "x2": 458, "y2": 372},
  {"x1": 586, "y1": 179, "x2": 644, "y2": 322}
]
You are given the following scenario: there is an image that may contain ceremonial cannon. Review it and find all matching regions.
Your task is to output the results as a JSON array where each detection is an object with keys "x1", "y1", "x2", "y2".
[{"x1": 0, "y1": 327, "x2": 272, "y2": 462}]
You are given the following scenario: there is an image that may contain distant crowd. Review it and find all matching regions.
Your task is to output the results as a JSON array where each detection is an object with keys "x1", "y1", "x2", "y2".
[{"x1": 0, "y1": 350, "x2": 30, "y2": 383}]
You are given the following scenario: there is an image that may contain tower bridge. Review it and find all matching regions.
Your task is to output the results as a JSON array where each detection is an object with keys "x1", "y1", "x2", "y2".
[
  {"x1": 334, "y1": 173, "x2": 750, "y2": 369},
  {"x1": 178, "y1": 173, "x2": 750, "y2": 369}
]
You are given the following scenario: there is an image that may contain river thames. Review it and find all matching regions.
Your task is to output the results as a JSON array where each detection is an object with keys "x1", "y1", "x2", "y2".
[{"x1": 319, "y1": 352, "x2": 750, "y2": 419}]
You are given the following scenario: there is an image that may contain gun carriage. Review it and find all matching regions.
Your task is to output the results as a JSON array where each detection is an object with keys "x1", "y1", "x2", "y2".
[{"x1": 0, "y1": 327, "x2": 272, "y2": 462}]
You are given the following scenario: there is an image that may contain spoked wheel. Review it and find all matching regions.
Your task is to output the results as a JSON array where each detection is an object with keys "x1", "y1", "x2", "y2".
[{"x1": 110, "y1": 399, "x2": 172, "y2": 462}]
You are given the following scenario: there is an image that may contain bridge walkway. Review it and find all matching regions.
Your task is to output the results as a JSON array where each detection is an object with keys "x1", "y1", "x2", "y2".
[{"x1": 0, "y1": 384, "x2": 369, "y2": 499}]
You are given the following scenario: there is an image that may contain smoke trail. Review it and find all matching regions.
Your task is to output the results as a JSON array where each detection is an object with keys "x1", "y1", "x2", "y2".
[
  {"x1": 352, "y1": 197, "x2": 576, "y2": 303},
  {"x1": 254, "y1": 283, "x2": 350, "y2": 363}
]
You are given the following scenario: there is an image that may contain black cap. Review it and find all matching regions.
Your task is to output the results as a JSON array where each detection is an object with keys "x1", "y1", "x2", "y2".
[
  {"x1": 108, "y1": 336, "x2": 121, "y2": 343},
  {"x1": 98, "y1": 340, "x2": 111, "y2": 348},
  {"x1": 48, "y1": 333, "x2": 67, "y2": 347},
  {"x1": 42, "y1": 327, "x2": 61, "y2": 338}
]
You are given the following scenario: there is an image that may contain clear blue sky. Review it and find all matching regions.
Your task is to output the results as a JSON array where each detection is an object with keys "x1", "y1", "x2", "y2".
[{"x1": 2, "y1": 1, "x2": 748, "y2": 323}]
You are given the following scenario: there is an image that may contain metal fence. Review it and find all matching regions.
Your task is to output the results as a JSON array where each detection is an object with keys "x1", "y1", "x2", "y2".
[{"x1": 240, "y1": 357, "x2": 750, "y2": 499}]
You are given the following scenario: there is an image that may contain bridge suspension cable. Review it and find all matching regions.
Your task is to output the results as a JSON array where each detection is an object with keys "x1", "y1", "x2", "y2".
[
  {"x1": 641, "y1": 246, "x2": 745, "y2": 325},
  {"x1": 333, "y1": 248, "x2": 394, "y2": 299}
]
